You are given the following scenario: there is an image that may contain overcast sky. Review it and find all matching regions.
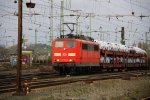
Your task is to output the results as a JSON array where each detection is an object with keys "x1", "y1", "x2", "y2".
[{"x1": 0, "y1": 0, "x2": 150, "y2": 47}]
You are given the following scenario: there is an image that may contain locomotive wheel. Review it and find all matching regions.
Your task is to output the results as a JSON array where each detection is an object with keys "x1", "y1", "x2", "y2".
[
  {"x1": 70, "y1": 67, "x2": 76, "y2": 74},
  {"x1": 65, "y1": 67, "x2": 71, "y2": 75},
  {"x1": 107, "y1": 68, "x2": 109, "y2": 72},
  {"x1": 75, "y1": 67, "x2": 80, "y2": 74},
  {"x1": 88, "y1": 67, "x2": 91, "y2": 73},
  {"x1": 118, "y1": 68, "x2": 123, "y2": 72},
  {"x1": 98, "y1": 67, "x2": 102, "y2": 72},
  {"x1": 85, "y1": 67, "x2": 90, "y2": 73},
  {"x1": 111, "y1": 68, "x2": 114, "y2": 72},
  {"x1": 59, "y1": 67, "x2": 63, "y2": 75}
]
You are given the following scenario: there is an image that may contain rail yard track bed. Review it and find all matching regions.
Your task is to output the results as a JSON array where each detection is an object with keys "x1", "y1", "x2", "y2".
[{"x1": 0, "y1": 70, "x2": 150, "y2": 99}]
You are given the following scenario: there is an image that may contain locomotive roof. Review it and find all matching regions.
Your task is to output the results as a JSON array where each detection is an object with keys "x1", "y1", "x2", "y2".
[{"x1": 56, "y1": 34, "x2": 95, "y2": 42}]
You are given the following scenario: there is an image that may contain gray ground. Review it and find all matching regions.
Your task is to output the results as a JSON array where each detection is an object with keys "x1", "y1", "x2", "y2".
[{"x1": 0, "y1": 76, "x2": 150, "y2": 100}]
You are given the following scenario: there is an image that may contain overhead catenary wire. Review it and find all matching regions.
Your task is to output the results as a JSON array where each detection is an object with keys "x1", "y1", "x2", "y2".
[{"x1": 0, "y1": 0, "x2": 150, "y2": 46}]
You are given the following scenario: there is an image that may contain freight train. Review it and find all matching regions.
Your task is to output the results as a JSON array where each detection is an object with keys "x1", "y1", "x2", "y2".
[{"x1": 52, "y1": 34, "x2": 148, "y2": 74}]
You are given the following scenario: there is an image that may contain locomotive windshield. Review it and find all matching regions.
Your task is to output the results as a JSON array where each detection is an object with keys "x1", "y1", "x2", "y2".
[
  {"x1": 55, "y1": 41, "x2": 75, "y2": 48},
  {"x1": 55, "y1": 41, "x2": 63, "y2": 47},
  {"x1": 67, "y1": 41, "x2": 75, "y2": 48}
]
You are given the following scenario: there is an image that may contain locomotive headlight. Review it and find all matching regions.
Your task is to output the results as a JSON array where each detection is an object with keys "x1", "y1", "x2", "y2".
[
  {"x1": 69, "y1": 59, "x2": 72, "y2": 62},
  {"x1": 56, "y1": 59, "x2": 59, "y2": 62}
]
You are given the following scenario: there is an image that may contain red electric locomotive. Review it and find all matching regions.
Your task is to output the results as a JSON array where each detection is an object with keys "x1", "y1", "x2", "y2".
[{"x1": 52, "y1": 34, "x2": 100, "y2": 74}]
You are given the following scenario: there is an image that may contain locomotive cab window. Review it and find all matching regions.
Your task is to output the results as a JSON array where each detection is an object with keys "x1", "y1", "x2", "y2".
[
  {"x1": 82, "y1": 43, "x2": 99, "y2": 51},
  {"x1": 67, "y1": 41, "x2": 75, "y2": 48},
  {"x1": 55, "y1": 41, "x2": 64, "y2": 47},
  {"x1": 94, "y1": 45, "x2": 99, "y2": 51},
  {"x1": 88, "y1": 44, "x2": 94, "y2": 50},
  {"x1": 82, "y1": 43, "x2": 88, "y2": 50}
]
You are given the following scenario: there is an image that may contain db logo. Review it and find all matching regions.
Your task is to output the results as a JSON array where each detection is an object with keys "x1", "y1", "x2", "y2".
[{"x1": 62, "y1": 53, "x2": 67, "y2": 56}]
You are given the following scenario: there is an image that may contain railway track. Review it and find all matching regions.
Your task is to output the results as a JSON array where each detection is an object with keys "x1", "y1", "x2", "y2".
[
  {"x1": 0, "y1": 70, "x2": 150, "y2": 94},
  {"x1": 0, "y1": 72, "x2": 60, "y2": 93}
]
